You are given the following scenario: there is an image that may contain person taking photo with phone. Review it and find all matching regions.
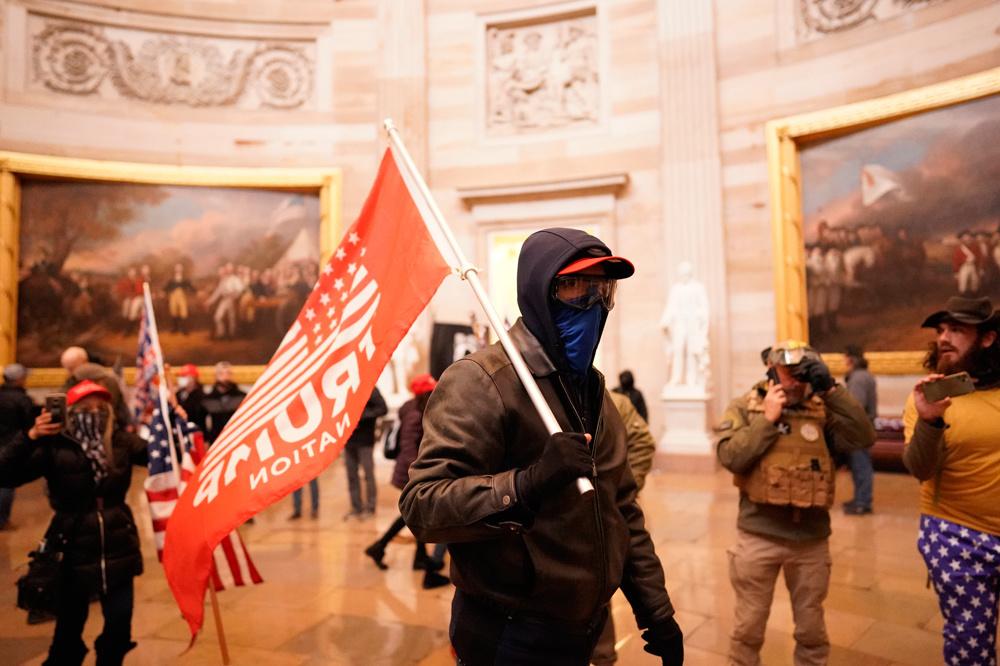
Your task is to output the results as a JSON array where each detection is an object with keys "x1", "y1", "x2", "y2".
[
  {"x1": 903, "y1": 296, "x2": 1000, "y2": 666},
  {"x1": 715, "y1": 340, "x2": 874, "y2": 666},
  {"x1": 0, "y1": 380, "x2": 148, "y2": 666}
]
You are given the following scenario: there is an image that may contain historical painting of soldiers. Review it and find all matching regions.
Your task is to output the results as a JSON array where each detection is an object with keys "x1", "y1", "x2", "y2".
[
  {"x1": 17, "y1": 181, "x2": 321, "y2": 367},
  {"x1": 799, "y1": 92, "x2": 1000, "y2": 353}
]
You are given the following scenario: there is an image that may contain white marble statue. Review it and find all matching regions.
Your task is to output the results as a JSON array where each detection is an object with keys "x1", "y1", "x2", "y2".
[{"x1": 659, "y1": 261, "x2": 710, "y2": 388}]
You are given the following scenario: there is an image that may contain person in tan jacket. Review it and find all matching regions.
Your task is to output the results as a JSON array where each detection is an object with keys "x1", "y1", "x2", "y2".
[{"x1": 716, "y1": 340, "x2": 874, "y2": 666}]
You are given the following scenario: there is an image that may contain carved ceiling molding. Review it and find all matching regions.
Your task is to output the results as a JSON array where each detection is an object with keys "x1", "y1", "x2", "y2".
[
  {"x1": 797, "y1": 0, "x2": 949, "y2": 41},
  {"x1": 30, "y1": 17, "x2": 314, "y2": 110},
  {"x1": 483, "y1": 5, "x2": 601, "y2": 136}
]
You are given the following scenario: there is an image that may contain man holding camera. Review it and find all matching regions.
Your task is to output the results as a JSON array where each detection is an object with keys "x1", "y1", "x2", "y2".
[
  {"x1": 716, "y1": 340, "x2": 874, "y2": 666},
  {"x1": 903, "y1": 296, "x2": 1000, "y2": 666}
]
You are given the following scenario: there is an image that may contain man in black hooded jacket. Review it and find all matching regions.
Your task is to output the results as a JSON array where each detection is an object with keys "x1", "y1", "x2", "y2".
[{"x1": 400, "y1": 228, "x2": 683, "y2": 665}]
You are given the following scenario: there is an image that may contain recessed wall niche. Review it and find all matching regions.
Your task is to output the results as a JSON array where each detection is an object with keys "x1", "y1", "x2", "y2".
[{"x1": 482, "y1": 2, "x2": 601, "y2": 137}]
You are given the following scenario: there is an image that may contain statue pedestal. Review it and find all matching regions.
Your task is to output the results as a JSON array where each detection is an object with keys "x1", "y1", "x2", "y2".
[{"x1": 657, "y1": 385, "x2": 715, "y2": 472}]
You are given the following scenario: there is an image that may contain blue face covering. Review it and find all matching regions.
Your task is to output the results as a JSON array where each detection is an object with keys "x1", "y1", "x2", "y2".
[{"x1": 553, "y1": 301, "x2": 604, "y2": 377}]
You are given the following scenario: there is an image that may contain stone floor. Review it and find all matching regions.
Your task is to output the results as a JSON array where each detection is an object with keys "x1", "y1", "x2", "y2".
[{"x1": 0, "y1": 459, "x2": 952, "y2": 665}]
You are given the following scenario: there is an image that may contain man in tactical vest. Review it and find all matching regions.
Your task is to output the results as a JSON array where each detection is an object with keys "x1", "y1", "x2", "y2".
[{"x1": 716, "y1": 340, "x2": 875, "y2": 666}]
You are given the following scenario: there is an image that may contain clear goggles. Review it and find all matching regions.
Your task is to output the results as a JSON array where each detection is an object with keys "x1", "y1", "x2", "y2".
[
  {"x1": 552, "y1": 275, "x2": 617, "y2": 311},
  {"x1": 765, "y1": 346, "x2": 818, "y2": 367}
]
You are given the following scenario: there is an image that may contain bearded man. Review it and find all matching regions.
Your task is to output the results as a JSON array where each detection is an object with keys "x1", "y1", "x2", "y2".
[{"x1": 903, "y1": 296, "x2": 1000, "y2": 666}]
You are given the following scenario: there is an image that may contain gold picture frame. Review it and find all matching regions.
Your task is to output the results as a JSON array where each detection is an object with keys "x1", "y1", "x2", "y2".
[
  {"x1": 766, "y1": 66, "x2": 1000, "y2": 375},
  {"x1": 0, "y1": 151, "x2": 343, "y2": 387}
]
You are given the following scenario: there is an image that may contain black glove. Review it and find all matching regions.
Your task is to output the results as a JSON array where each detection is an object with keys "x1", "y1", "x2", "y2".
[
  {"x1": 795, "y1": 357, "x2": 835, "y2": 393},
  {"x1": 515, "y1": 432, "x2": 591, "y2": 508},
  {"x1": 642, "y1": 616, "x2": 684, "y2": 665}
]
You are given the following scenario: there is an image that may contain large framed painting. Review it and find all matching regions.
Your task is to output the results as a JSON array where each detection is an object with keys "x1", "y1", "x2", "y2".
[
  {"x1": 0, "y1": 152, "x2": 342, "y2": 386},
  {"x1": 766, "y1": 67, "x2": 1000, "y2": 374}
]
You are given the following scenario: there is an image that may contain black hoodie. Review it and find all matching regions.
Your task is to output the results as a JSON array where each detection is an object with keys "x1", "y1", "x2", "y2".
[{"x1": 516, "y1": 228, "x2": 615, "y2": 378}]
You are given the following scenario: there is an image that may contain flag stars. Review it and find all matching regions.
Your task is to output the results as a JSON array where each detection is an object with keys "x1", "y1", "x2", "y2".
[
  {"x1": 326, "y1": 306, "x2": 336, "y2": 319},
  {"x1": 335, "y1": 247, "x2": 347, "y2": 261},
  {"x1": 333, "y1": 278, "x2": 344, "y2": 291},
  {"x1": 348, "y1": 231, "x2": 360, "y2": 244},
  {"x1": 319, "y1": 293, "x2": 331, "y2": 307},
  {"x1": 348, "y1": 263, "x2": 357, "y2": 275},
  {"x1": 341, "y1": 292, "x2": 348, "y2": 302},
  {"x1": 360, "y1": 247, "x2": 367, "y2": 257},
  {"x1": 323, "y1": 264, "x2": 333, "y2": 275},
  {"x1": 315, "y1": 334, "x2": 323, "y2": 345},
  {"x1": 313, "y1": 323, "x2": 321, "y2": 334},
  {"x1": 151, "y1": 449, "x2": 161, "y2": 459},
  {"x1": 305, "y1": 308, "x2": 316, "y2": 321}
]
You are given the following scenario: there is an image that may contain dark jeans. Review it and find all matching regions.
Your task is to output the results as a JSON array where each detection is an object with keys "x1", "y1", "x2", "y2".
[
  {"x1": 292, "y1": 478, "x2": 319, "y2": 514},
  {"x1": 450, "y1": 589, "x2": 606, "y2": 666},
  {"x1": 847, "y1": 448, "x2": 874, "y2": 510},
  {"x1": 0, "y1": 487, "x2": 13, "y2": 526},
  {"x1": 45, "y1": 577, "x2": 135, "y2": 666},
  {"x1": 344, "y1": 444, "x2": 376, "y2": 513}
]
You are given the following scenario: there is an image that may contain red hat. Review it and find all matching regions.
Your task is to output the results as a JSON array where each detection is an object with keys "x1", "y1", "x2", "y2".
[
  {"x1": 409, "y1": 373, "x2": 437, "y2": 396},
  {"x1": 178, "y1": 363, "x2": 200, "y2": 378},
  {"x1": 67, "y1": 380, "x2": 112, "y2": 406},
  {"x1": 557, "y1": 254, "x2": 635, "y2": 279}
]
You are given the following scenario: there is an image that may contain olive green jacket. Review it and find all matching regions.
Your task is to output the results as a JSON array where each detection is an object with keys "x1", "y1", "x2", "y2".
[
  {"x1": 715, "y1": 383, "x2": 875, "y2": 541},
  {"x1": 609, "y1": 391, "x2": 655, "y2": 492}
]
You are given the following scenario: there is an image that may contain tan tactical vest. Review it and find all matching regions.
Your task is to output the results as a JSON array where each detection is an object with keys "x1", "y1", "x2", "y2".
[{"x1": 734, "y1": 391, "x2": 834, "y2": 509}]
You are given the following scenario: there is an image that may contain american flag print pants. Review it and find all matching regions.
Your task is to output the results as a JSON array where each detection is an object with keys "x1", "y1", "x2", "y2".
[{"x1": 918, "y1": 514, "x2": 1000, "y2": 666}]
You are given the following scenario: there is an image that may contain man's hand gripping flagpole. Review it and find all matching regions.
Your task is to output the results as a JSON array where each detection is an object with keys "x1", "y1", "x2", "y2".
[{"x1": 383, "y1": 119, "x2": 595, "y2": 496}]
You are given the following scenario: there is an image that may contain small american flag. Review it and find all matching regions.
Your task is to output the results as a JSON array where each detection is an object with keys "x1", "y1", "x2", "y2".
[
  {"x1": 133, "y1": 298, "x2": 158, "y2": 426},
  {"x1": 137, "y1": 289, "x2": 262, "y2": 587}
]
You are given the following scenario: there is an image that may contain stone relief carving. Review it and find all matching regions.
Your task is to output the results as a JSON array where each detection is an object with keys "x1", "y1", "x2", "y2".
[
  {"x1": 31, "y1": 20, "x2": 313, "y2": 110},
  {"x1": 797, "y1": 0, "x2": 949, "y2": 41},
  {"x1": 485, "y1": 12, "x2": 599, "y2": 134}
]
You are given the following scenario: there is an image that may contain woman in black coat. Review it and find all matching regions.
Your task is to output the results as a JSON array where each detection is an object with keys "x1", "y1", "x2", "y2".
[
  {"x1": 364, "y1": 374, "x2": 449, "y2": 588},
  {"x1": 0, "y1": 380, "x2": 148, "y2": 666}
]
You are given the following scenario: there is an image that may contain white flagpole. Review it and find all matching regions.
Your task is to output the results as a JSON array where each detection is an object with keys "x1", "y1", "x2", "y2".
[
  {"x1": 141, "y1": 283, "x2": 182, "y2": 491},
  {"x1": 142, "y1": 283, "x2": 232, "y2": 665},
  {"x1": 383, "y1": 119, "x2": 594, "y2": 495}
]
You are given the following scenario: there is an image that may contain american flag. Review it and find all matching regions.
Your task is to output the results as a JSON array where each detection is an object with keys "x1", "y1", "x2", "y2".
[
  {"x1": 137, "y1": 290, "x2": 262, "y2": 587},
  {"x1": 133, "y1": 297, "x2": 158, "y2": 425}
]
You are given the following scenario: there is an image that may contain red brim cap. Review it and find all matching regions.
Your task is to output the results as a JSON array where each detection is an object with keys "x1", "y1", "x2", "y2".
[
  {"x1": 557, "y1": 255, "x2": 635, "y2": 279},
  {"x1": 66, "y1": 379, "x2": 112, "y2": 406}
]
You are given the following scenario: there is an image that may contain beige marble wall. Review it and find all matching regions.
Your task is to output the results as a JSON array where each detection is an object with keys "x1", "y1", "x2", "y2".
[
  {"x1": 422, "y1": 0, "x2": 670, "y2": 430},
  {"x1": 2, "y1": 0, "x2": 997, "y2": 431},
  {"x1": 0, "y1": 0, "x2": 382, "y2": 217}
]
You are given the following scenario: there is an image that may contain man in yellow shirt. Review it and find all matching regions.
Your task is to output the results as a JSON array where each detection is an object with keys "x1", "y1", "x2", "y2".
[{"x1": 903, "y1": 296, "x2": 1000, "y2": 666}]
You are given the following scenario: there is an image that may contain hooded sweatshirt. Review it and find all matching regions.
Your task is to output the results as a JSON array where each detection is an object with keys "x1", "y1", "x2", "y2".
[{"x1": 516, "y1": 228, "x2": 616, "y2": 428}]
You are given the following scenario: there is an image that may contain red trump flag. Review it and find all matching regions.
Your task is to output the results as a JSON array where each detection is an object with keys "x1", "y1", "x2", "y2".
[{"x1": 163, "y1": 149, "x2": 452, "y2": 637}]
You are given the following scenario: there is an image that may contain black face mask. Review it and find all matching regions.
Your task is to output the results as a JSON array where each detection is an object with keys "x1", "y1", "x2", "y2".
[
  {"x1": 215, "y1": 381, "x2": 235, "y2": 394},
  {"x1": 69, "y1": 410, "x2": 109, "y2": 441}
]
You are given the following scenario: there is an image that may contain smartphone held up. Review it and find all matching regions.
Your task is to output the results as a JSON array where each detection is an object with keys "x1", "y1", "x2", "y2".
[{"x1": 921, "y1": 372, "x2": 975, "y2": 403}]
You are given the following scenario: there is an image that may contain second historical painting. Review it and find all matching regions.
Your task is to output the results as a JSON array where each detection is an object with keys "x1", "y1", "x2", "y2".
[
  {"x1": 17, "y1": 182, "x2": 321, "y2": 368},
  {"x1": 800, "y1": 93, "x2": 1000, "y2": 353}
]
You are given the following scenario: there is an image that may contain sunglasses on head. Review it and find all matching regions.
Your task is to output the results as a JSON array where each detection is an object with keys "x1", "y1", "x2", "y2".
[{"x1": 552, "y1": 275, "x2": 617, "y2": 311}]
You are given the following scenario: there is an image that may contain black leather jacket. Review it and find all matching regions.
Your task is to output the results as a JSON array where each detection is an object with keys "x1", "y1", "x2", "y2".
[{"x1": 400, "y1": 320, "x2": 675, "y2": 629}]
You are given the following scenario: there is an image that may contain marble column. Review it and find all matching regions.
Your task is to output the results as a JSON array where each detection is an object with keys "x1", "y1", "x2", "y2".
[
  {"x1": 656, "y1": 0, "x2": 729, "y2": 466},
  {"x1": 376, "y1": 0, "x2": 428, "y2": 170}
]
